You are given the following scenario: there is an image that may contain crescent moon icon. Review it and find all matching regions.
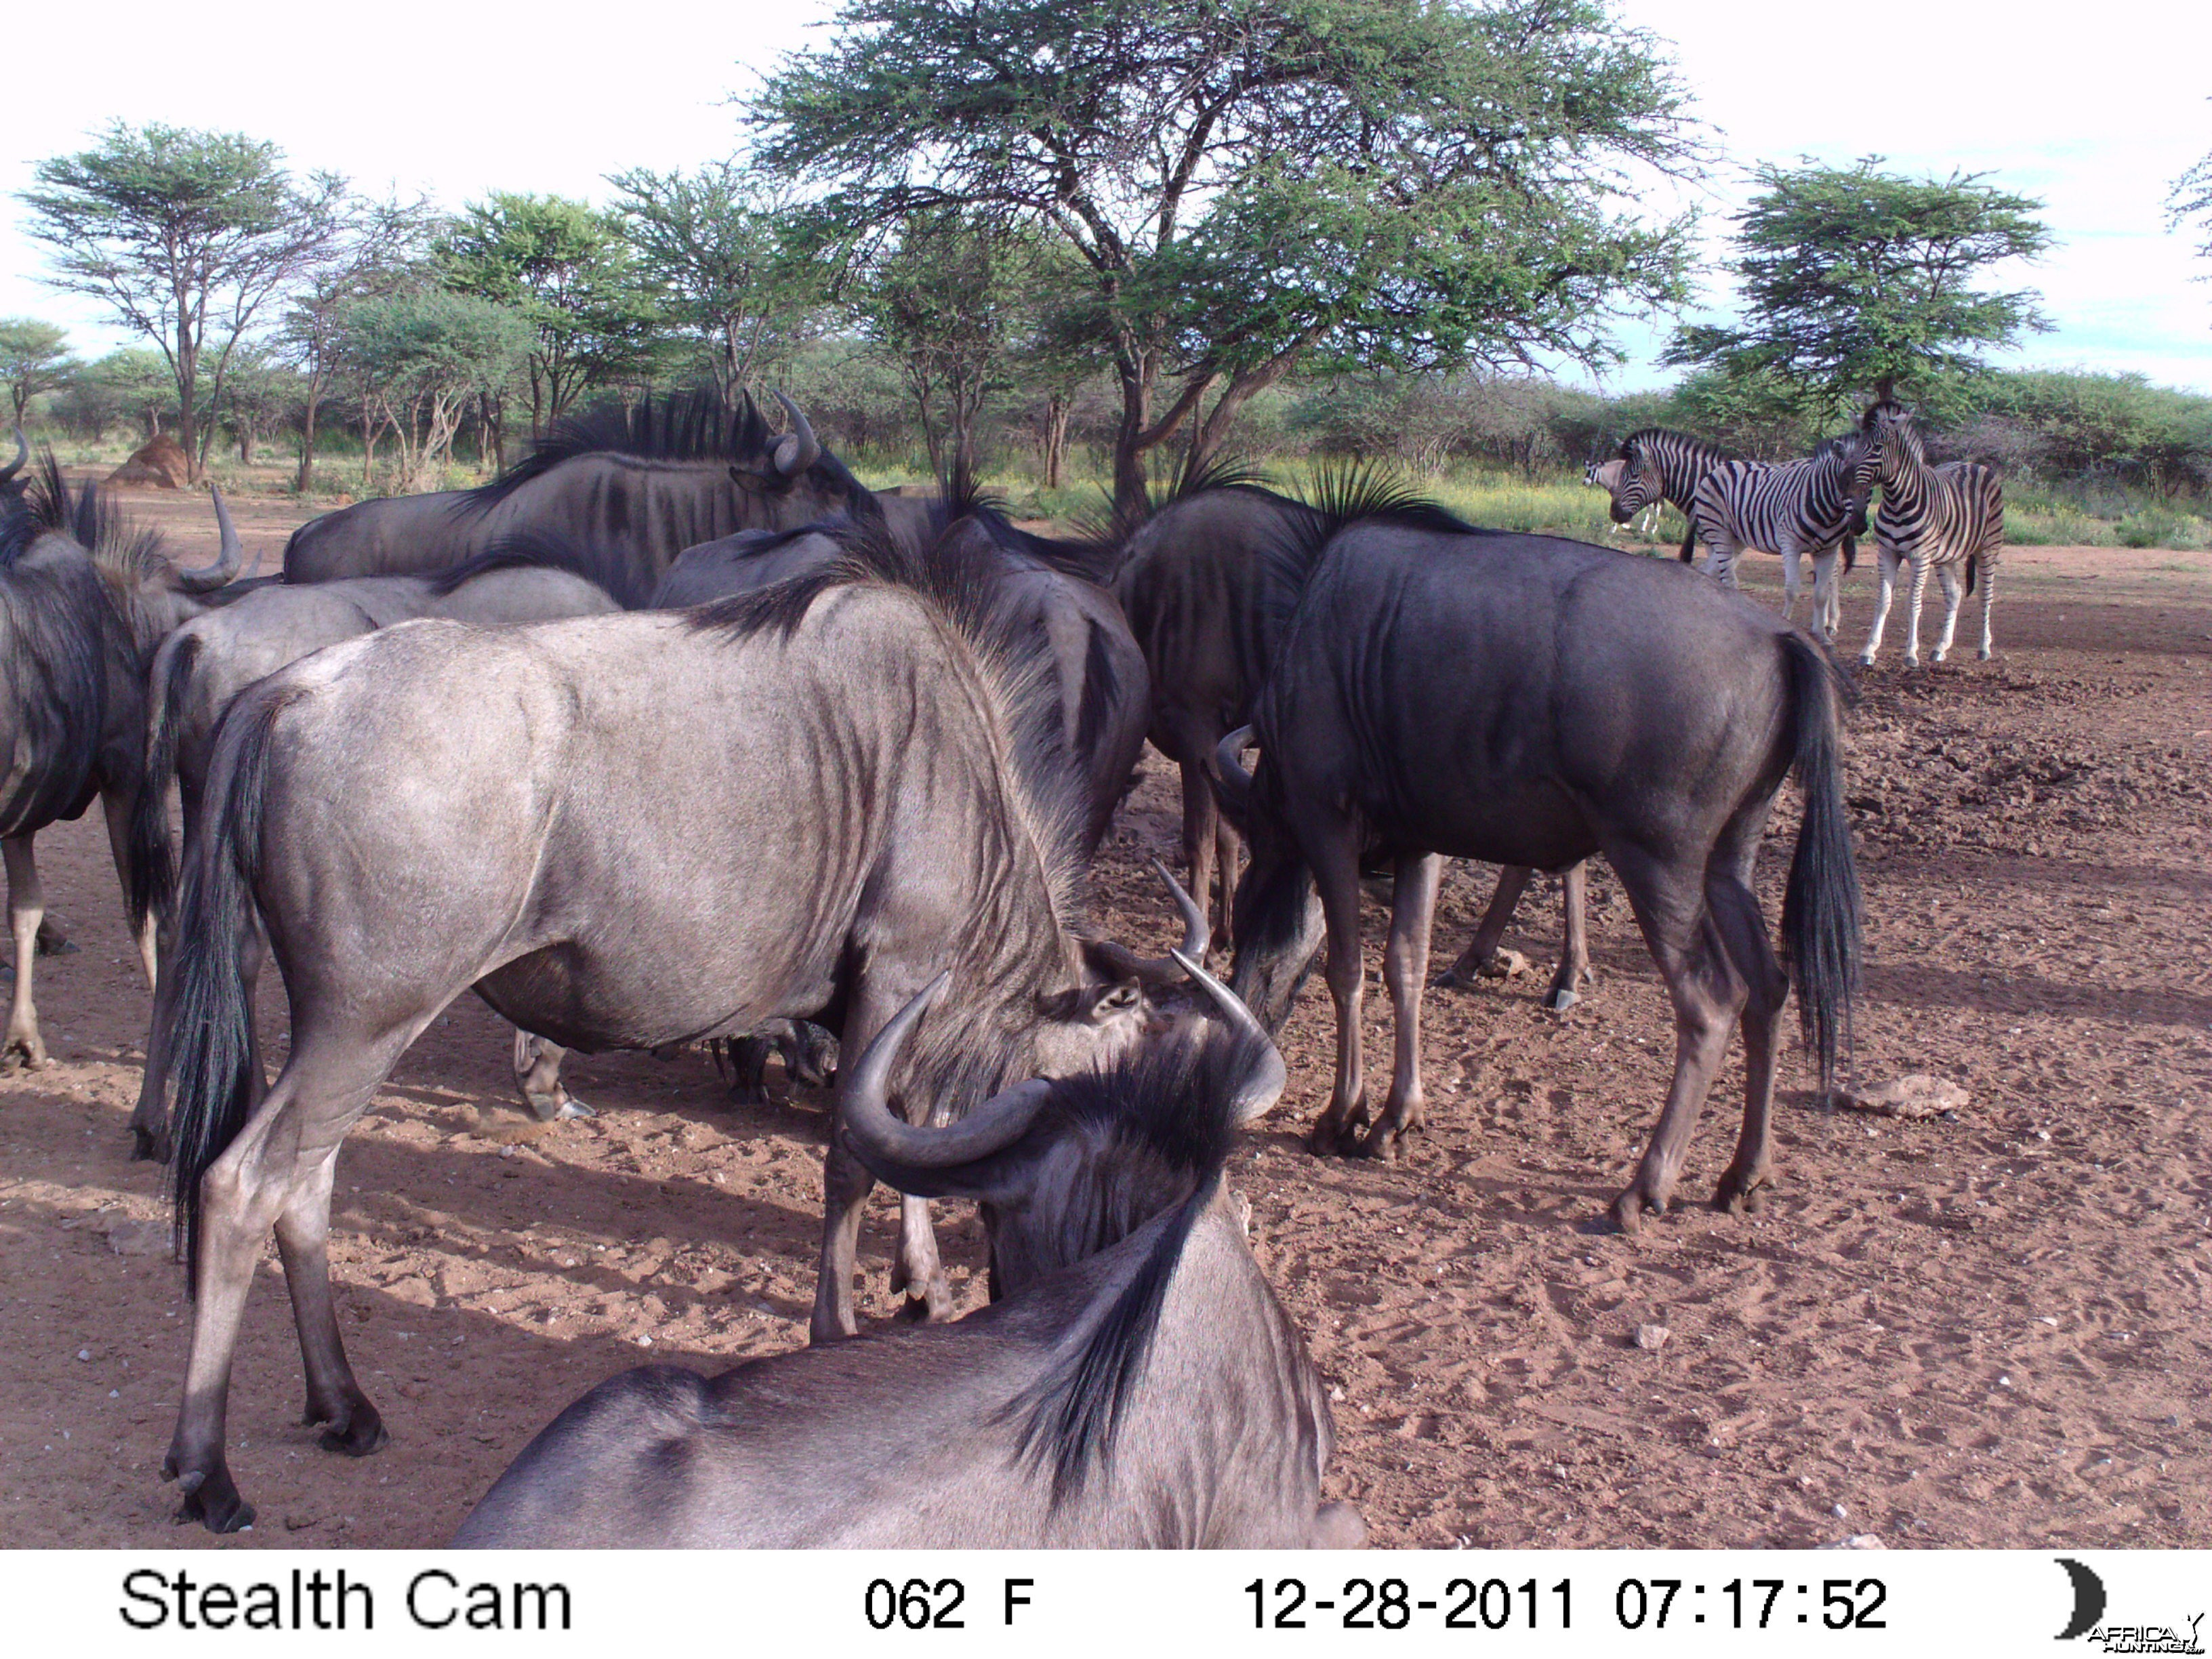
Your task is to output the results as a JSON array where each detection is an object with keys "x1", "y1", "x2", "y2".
[{"x1": 2055, "y1": 1557, "x2": 2106, "y2": 1641}]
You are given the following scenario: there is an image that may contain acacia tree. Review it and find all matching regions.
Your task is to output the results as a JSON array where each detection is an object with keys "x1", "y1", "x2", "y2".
[
  {"x1": 0, "y1": 319, "x2": 81, "y2": 425},
  {"x1": 278, "y1": 193, "x2": 435, "y2": 490},
  {"x1": 1665, "y1": 157, "x2": 2053, "y2": 417},
  {"x1": 439, "y1": 194, "x2": 661, "y2": 437},
  {"x1": 607, "y1": 162, "x2": 825, "y2": 409},
  {"x1": 2171, "y1": 133, "x2": 2212, "y2": 276},
  {"x1": 753, "y1": 0, "x2": 1702, "y2": 512},
  {"x1": 335, "y1": 289, "x2": 530, "y2": 493},
  {"x1": 18, "y1": 123, "x2": 344, "y2": 476}
]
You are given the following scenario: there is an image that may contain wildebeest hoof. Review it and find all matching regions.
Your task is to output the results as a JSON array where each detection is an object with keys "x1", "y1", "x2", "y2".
[
  {"x1": 165, "y1": 1456, "x2": 255, "y2": 1533},
  {"x1": 316, "y1": 1404, "x2": 390, "y2": 1458},
  {"x1": 1713, "y1": 1168, "x2": 1772, "y2": 1214},
  {"x1": 553, "y1": 1098, "x2": 596, "y2": 1120},
  {"x1": 1609, "y1": 1185, "x2": 1668, "y2": 1234},
  {"x1": 1856, "y1": 654, "x2": 1875, "y2": 668},
  {"x1": 1978, "y1": 647, "x2": 1992, "y2": 661},
  {"x1": 724, "y1": 1084, "x2": 769, "y2": 1108},
  {"x1": 34, "y1": 926, "x2": 75, "y2": 958},
  {"x1": 1, "y1": 1033, "x2": 47, "y2": 1071},
  {"x1": 130, "y1": 1125, "x2": 171, "y2": 1164},
  {"x1": 1544, "y1": 987, "x2": 1579, "y2": 1012}
]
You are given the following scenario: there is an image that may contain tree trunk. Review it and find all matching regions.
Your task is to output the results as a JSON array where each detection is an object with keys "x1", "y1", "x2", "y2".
[
  {"x1": 295, "y1": 384, "x2": 323, "y2": 493},
  {"x1": 239, "y1": 426, "x2": 254, "y2": 464},
  {"x1": 1042, "y1": 394, "x2": 1070, "y2": 491}
]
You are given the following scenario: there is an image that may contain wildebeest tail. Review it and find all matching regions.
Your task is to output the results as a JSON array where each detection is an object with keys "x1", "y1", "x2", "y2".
[
  {"x1": 1778, "y1": 633, "x2": 1862, "y2": 1102},
  {"x1": 168, "y1": 685, "x2": 295, "y2": 1279},
  {"x1": 128, "y1": 631, "x2": 199, "y2": 937}
]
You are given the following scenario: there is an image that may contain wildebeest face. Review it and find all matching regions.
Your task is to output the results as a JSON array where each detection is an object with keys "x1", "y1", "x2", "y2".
[
  {"x1": 1029, "y1": 979, "x2": 1150, "y2": 1076},
  {"x1": 1208, "y1": 728, "x2": 1325, "y2": 1035}
]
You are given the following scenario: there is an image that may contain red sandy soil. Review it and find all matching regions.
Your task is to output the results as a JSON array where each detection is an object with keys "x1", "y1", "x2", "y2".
[{"x1": 2, "y1": 497, "x2": 2207, "y2": 1549}]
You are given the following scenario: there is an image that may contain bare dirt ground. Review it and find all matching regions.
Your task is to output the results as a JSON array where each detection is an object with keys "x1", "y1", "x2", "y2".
[{"x1": 3, "y1": 495, "x2": 2207, "y2": 1549}]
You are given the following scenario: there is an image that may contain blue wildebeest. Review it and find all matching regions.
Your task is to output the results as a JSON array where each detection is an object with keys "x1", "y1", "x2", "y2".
[
  {"x1": 1210, "y1": 483, "x2": 1862, "y2": 1232},
  {"x1": 655, "y1": 489, "x2": 1150, "y2": 857},
  {"x1": 155, "y1": 520, "x2": 1204, "y2": 1532},
  {"x1": 1111, "y1": 468, "x2": 1592, "y2": 1008},
  {"x1": 0, "y1": 454, "x2": 243, "y2": 1068},
  {"x1": 281, "y1": 392, "x2": 878, "y2": 595},
  {"x1": 123, "y1": 550, "x2": 626, "y2": 1160},
  {"x1": 453, "y1": 960, "x2": 1364, "y2": 1549}
]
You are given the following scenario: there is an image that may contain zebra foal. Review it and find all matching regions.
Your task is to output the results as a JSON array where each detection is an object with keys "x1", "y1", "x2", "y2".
[
  {"x1": 1688, "y1": 432, "x2": 1878, "y2": 641},
  {"x1": 1856, "y1": 401, "x2": 2005, "y2": 667}
]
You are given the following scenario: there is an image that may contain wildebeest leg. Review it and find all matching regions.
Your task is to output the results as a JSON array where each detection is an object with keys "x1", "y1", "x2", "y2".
[
  {"x1": 165, "y1": 1034, "x2": 404, "y2": 1531},
  {"x1": 1605, "y1": 845, "x2": 1749, "y2": 1234},
  {"x1": 813, "y1": 987, "x2": 911, "y2": 1342},
  {"x1": 1437, "y1": 864, "x2": 1531, "y2": 987},
  {"x1": 511, "y1": 1029, "x2": 592, "y2": 1120},
  {"x1": 1179, "y1": 760, "x2": 1225, "y2": 949},
  {"x1": 888, "y1": 1096, "x2": 955, "y2": 1322},
  {"x1": 1214, "y1": 813, "x2": 1240, "y2": 951},
  {"x1": 1708, "y1": 831, "x2": 1791, "y2": 1215},
  {"x1": 723, "y1": 1036, "x2": 773, "y2": 1105},
  {"x1": 1307, "y1": 827, "x2": 1369, "y2": 1155},
  {"x1": 2, "y1": 836, "x2": 48, "y2": 1070},
  {"x1": 273, "y1": 1151, "x2": 386, "y2": 1455},
  {"x1": 1929, "y1": 562, "x2": 1964, "y2": 664},
  {"x1": 1357, "y1": 853, "x2": 1440, "y2": 1161},
  {"x1": 100, "y1": 788, "x2": 159, "y2": 987},
  {"x1": 1544, "y1": 861, "x2": 1590, "y2": 1012},
  {"x1": 1859, "y1": 546, "x2": 1901, "y2": 665}
]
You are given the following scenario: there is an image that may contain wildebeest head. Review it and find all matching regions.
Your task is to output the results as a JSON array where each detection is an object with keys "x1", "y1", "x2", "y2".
[{"x1": 1206, "y1": 724, "x2": 1326, "y2": 1033}]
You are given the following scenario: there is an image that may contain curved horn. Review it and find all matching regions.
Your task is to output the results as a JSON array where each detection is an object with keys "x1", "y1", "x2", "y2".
[
  {"x1": 838, "y1": 972, "x2": 1055, "y2": 1178},
  {"x1": 771, "y1": 392, "x2": 821, "y2": 478},
  {"x1": 1083, "y1": 857, "x2": 1210, "y2": 985},
  {"x1": 1170, "y1": 947, "x2": 1284, "y2": 1124},
  {"x1": 1209, "y1": 724, "x2": 1255, "y2": 823},
  {"x1": 0, "y1": 428, "x2": 24, "y2": 487},
  {"x1": 173, "y1": 485, "x2": 246, "y2": 592}
]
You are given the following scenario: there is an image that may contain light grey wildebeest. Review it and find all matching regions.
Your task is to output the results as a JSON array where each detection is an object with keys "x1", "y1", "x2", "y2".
[
  {"x1": 280, "y1": 391, "x2": 878, "y2": 596},
  {"x1": 452, "y1": 961, "x2": 1364, "y2": 1549},
  {"x1": 0, "y1": 454, "x2": 244, "y2": 1067},
  {"x1": 1212, "y1": 486, "x2": 1862, "y2": 1231},
  {"x1": 155, "y1": 522, "x2": 1204, "y2": 1532},
  {"x1": 123, "y1": 549, "x2": 625, "y2": 1159},
  {"x1": 655, "y1": 490, "x2": 1149, "y2": 857},
  {"x1": 1111, "y1": 468, "x2": 1591, "y2": 1006}
]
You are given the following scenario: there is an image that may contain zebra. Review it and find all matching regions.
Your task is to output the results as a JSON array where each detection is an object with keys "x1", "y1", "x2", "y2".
[
  {"x1": 1688, "y1": 432, "x2": 1879, "y2": 642},
  {"x1": 1595, "y1": 428, "x2": 1739, "y2": 563},
  {"x1": 1584, "y1": 457, "x2": 1660, "y2": 541},
  {"x1": 1856, "y1": 401, "x2": 2005, "y2": 666}
]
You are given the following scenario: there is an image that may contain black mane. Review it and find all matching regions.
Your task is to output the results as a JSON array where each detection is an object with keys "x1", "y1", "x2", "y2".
[
  {"x1": 1000, "y1": 1021, "x2": 1272, "y2": 1504},
  {"x1": 0, "y1": 451, "x2": 169, "y2": 581},
  {"x1": 463, "y1": 390, "x2": 874, "y2": 513},
  {"x1": 426, "y1": 540, "x2": 624, "y2": 602},
  {"x1": 1253, "y1": 461, "x2": 1483, "y2": 628}
]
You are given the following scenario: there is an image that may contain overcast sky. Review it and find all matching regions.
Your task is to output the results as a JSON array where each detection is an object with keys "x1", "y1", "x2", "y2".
[{"x1": 3, "y1": 0, "x2": 2207, "y2": 393}]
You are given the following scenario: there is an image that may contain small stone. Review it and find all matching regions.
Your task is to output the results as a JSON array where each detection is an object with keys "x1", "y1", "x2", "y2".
[
  {"x1": 1635, "y1": 1324, "x2": 1671, "y2": 1351},
  {"x1": 1329, "y1": 1385, "x2": 1346, "y2": 1402},
  {"x1": 1998, "y1": 1374, "x2": 2013, "y2": 1388},
  {"x1": 1479, "y1": 949, "x2": 1530, "y2": 981},
  {"x1": 1820, "y1": 1534, "x2": 1885, "y2": 1551},
  {"x1": 108, "y1": 1389, "x2": 119, "y2": 1399},
  {"x1": 102, "y1": 1218, "x2": 169, "y2": 1258},
  {"x1": 75, "y1": 1348, "x2": 91, "y2": 1362},
  {"x1": 635, "y1": 1335, "x2": 653, "y2": 1347},
  {"x1": 1832, "y1": 1502, "x2": 1849, "y2": 1519},
  {"x1": 285, "y1": 1513, "x2": 319, "y2": 1532},
  {"x1": 1839, "y1": 1074, "x2": 1970, "y2": 1119}
]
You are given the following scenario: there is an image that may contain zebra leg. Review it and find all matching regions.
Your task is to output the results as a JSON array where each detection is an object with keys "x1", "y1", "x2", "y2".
[
  {"x1": 1902, "y1": 556, "x2": 1931, "y2": 668},
  {"x1": 1977, "y1": 552, "x2": 1999, "y2": 659},
  {"x1": 1859, "y1": 546, "x2": 1900, "y2": 665},
  {"x1": 1778, "y1": 544, "x2": 1803, "y2": 621},
  {"x1": 1808, "y1": 548, "x2": 1838, "y2": 642},
  {"x1": 1930, "y1": 562, "x2": 1964, "y2": 663}
]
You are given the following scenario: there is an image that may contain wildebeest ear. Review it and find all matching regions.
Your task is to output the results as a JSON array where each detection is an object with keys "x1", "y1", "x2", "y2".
[{"x1": 1089, "y1": 981, "x2": 1143, "y2": 1021}]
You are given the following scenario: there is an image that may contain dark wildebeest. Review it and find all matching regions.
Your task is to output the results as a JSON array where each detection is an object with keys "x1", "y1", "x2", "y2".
[
  {"x1": 124, "y1": 550, "x2": 626, "y2": 1159},
  {"x1": 655, "y1": 493, "x2": 1149, "y2": 857},
  {"x1": 0, "y1": 454, "x2": 243, "y2": 1067},
  {"x1": 1211, "y1": 488, "x2": 1862, "y2": 1232},
  {"x1": 1111, "y1": 470, "x2": 1589, "y2": 1006},
  {"x1": 156, "y1": 520, "x2": 1203, "y2": 1532},
  {"x1": 453, "y1": 960, "x2": 1364, "y2": 1549},
  {"x1": 280, "y1": 391, "x2": 878, "y2": 596}
]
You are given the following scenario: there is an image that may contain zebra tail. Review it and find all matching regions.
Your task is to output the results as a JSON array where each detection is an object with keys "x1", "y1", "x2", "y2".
[
  {"x1": 1841, "y1": 536, "x2": 1857, "y2": 575},
  {"x1": 168, "y1": 685, "x2": 295, "y2": 1282},
  {"x1": 1778, "y1": 634, "x2": 1862, "y2": 1105}
]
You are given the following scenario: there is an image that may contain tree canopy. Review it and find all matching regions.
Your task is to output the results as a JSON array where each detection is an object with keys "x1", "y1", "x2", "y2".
[
  {"x1": 0, "y1": 319, "x2": 81, "y2": 425},
  {"x1": 17, "y1": 122, "x2": 344, "y2": 475},
  {"x1": 751, "y1": 0, "x2": 1704, "y2": 508},
  {"x1": 1664, "y1": 157, "x2": 2053, "y2": 415}
]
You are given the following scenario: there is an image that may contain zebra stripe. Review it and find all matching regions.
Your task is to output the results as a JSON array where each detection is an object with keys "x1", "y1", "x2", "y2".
[
  {"x1": 1689, "y1": 432, "x2": 1878, "y2": 642},
  {"x1": 1856, "y1": 402, "x2": 2006, "y2": 666},
  {"x1": 1605, "y1": 428, "x2": 1739, "y2": 562}
]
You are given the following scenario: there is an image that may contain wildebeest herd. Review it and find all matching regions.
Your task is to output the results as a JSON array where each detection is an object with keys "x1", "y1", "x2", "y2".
[{"x1": 0, "y1": 390, "x2": 1994, "y2": 1546}]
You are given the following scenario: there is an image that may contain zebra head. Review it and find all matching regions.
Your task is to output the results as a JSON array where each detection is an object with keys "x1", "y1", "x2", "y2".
[
  {"x1": 1860, "y1": 401, "x2": 1919, "y2": 487},
  {"x1": 1610, "y1": 447, "x2": 1666, "y2": 523}
]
